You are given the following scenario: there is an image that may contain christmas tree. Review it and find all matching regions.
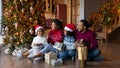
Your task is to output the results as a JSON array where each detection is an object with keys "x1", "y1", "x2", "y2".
[
  {"x1": 3, "y1": 0, "x2": 45, "y2": 54},
  {"x1": 88, "y1": 0, "x2": 120, "y2": 27}
]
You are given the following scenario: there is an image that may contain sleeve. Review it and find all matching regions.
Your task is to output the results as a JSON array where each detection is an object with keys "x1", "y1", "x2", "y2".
[
  {"x1": 43, "y1": 37, "x2": 48, "y2": 46},
  {"x1": 47, "y1": 31, "x2": 51, "y2": 44},
  {"x1": 31, "y1": 37, "x2": 36, "y2": 47},
  {"x1": 57, "y1": 31, "x2": 63, "y2": 43},
  {"x1": 89, "y1": 32, "x2": 98, "y2": 51}
]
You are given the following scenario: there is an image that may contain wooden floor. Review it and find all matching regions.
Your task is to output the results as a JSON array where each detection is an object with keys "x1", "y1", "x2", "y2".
[{"x1": 0, "y1": 42, "x2": 120, "y2": 68}]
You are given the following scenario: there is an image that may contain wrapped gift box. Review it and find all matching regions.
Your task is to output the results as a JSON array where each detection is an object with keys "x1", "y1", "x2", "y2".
[
  {"x1": 53, "y1": 42, "x2": 63, "y2": 51},
  {"x1": 45, "y1": 52, "x2": 57, "y2": 64},
  {"x1": 51, "y1": 59, "x2": 63, "y2": 66},
  {"x1": 77, "y1": 46, "x2": 87, "y2": 60}
]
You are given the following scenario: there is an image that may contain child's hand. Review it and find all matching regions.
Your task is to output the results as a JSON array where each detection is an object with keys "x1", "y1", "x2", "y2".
[
  {"x1": 33, "y1": 43, "x2": 37, "y2": 46},
  {"x1": 36, "y1": 43, "x2": 43, "y2": 46}
]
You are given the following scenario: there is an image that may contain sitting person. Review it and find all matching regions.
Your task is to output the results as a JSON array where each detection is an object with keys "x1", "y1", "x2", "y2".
[
  {"x1": 58, "y1": 24, "x2": 76, "y2": 61},
  {"x1": 75, "y1": 19, "x2": 102, "y2": 61},
  {"x1": 17, "y1": 25, "x2": 47, "y2": 61},
  {"x1": 27, "y1": 19, "x2": 64, "y2": 60}
]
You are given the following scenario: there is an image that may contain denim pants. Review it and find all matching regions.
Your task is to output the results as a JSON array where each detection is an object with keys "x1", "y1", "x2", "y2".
[
  {"x1": 40, "y1": 44, "x2": 58, "y2": 54},
  {"x1": 39, "y1": 44, "x2": 76, "y2": 60},
  {"x1": 87, "y1": 49, "x2": 101, "y2": 60},
  {"x1": 58, "y1": 49, "x2": 76, "y2": 60}
]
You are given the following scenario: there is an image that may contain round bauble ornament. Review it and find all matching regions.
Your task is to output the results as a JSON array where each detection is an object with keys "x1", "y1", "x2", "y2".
[
  {"x1": 118, "y1": 9, "x2": 120, "y2": 15},
  {"x1": 29, "y1": 28, "x2": 34, "y2": 35}
]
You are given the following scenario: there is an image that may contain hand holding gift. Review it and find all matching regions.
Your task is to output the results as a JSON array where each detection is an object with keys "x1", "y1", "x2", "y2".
[{"x1": 33, "y1": 43, "x2": 43, "y2": 46}]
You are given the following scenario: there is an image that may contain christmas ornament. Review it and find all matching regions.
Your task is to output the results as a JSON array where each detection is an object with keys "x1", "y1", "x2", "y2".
[
  {"x1": 6, "y1": 0, "x2": 8, "y2": 2},
  {"x1": 15, "y1": 5, "x2": 18, "y2": 10},
  {"x1": 14, "y1": 22, "x2": 18, "y2": 29},
  {"x1": 29, "y1": 28, "x2": 34, "y2": 35},
  {"x1": 5, "y1": 26, "x2": 8, "y2": 31},
  {"x1": 30, "y1": 6, "x2": 33, "y2": 12},
  {"x1": 14, "y1": 0, "x2": 17, "y2": 4},
  {"x1": 118, "y1": 9, "x2": 120, "y2": 15},
  {"x1": 20, "y1": 0, "x2": 24, "y2": 5},
  {"x1": 10, "y1": 37, "x2": 15, "y2": 43},
  {"x1": 22, "y1": 8, "x2": 25, "y2": 13}
]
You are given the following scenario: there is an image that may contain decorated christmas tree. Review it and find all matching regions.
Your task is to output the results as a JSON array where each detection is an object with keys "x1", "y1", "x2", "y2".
[
  {"x1": 88, "y1": 0, "x2": 120, "y2": 28},
  {"x1": 3, "y1": 0, "x2": 45, "y2": 54}
]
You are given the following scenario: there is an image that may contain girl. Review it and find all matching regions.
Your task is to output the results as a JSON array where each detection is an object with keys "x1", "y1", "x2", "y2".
[
  {"x1": 17, "y1": 25, "x2": 47, "y2": 61},
  {"x1": 58, "y1": 24, "x2": 76, "y2": 61}
]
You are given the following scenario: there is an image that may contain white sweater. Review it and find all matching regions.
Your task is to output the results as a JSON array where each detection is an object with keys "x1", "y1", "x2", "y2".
[
  {"x1": 31, "y1": 36, "x2": 47, "y2": 47},
  {"x1": 31, "y1": 36, "x2": 47, "y2": 55}
]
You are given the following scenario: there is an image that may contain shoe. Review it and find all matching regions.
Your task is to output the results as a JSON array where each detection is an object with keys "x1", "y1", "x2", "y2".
[
  {"x1": 34, "y1": 57, "x2": 43, "y2": 61},
  {"x1": 28, "y1": 55, "x2": 35, "y2": 63},
  {"x1": 16, "y1": 50, "x2": 23, "y2": 59},
  {"x1": 87, "y1": 56, "x2": 103, "y2": 61},
  {"x1": 72, "y1": 56, "x2": 75, "y2": 61},
  {"x1": 4, "y1": 48, "x2": 10, "y2": 55}
]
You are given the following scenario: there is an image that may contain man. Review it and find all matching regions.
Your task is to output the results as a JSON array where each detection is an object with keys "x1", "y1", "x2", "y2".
[{"x1": 75, "y1": 19, "x2": 102, "y2": 61}]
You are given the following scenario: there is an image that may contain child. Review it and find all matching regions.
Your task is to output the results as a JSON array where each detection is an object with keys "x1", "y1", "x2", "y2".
[
  {"x1": 58, "y1": 24, "x2": 76, "y2": 61},
  {"x1": 17, "y1": 25, "x2": 47, "y2": 61}
]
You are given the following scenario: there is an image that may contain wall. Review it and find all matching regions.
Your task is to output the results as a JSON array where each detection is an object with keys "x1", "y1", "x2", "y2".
[{"x1": 0, "y1": 0, "x2": 2, "y2": 34}]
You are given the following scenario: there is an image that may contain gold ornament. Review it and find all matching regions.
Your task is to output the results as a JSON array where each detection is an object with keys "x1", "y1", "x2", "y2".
[
  {"x1": 14, "y1": 0, "x2": 17, "y2": 4},
  {"x1": 118, "y1": 9, "x2": 120, "y2": 15},
  {"x1": 17, "y1": 42, "x2": 20, "y2": 45},
  {"x1": 21, "y1": 8, "x2": 25, "y2": 13}
]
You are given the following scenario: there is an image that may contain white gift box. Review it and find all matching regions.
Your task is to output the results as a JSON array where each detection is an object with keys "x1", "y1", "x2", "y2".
[
  {"x1": 53, "y1": 42, "x2": 63, "y2": 51},
  {"x1": 45, "y1": 52, "x2": 57, "y2": 64},
  {"x1": 51, "y1": 59, "x2": 63, "y2": 66},
  {"x1": 0, "y1": 46, "x2": 1, "y2": 53}
]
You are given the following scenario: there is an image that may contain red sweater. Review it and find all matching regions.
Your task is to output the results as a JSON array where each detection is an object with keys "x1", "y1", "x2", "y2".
[
  {"x1": 47, "y1": 29, "x2": 63, "y2": 45},
  {"x1": 75, "y1": 29, "x2": 98, "y2": 51}
]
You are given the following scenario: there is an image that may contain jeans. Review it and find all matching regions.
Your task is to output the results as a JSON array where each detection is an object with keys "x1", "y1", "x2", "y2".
[
  {"x1": 40, "y1": 44, "x2": 58, "y2": 54},
  {"x1": 58, "y1": 49, "x2": 76, "y2": 60},
  {"x1": 87, "y1": 49, "x2": 101, "y2": 60}
]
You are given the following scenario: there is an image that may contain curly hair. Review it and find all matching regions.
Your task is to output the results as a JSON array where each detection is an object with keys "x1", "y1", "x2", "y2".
[{"x1": 52, "y1": 19, "x2": 63, "y2": 30}]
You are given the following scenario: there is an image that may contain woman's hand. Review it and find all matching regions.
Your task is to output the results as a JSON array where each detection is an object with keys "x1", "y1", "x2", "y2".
[{"x1": 33, "y1": 43, "x2": 37, "y2": 46}]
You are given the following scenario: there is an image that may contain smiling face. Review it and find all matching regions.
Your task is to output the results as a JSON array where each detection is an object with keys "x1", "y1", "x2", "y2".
[
  {"x1": 51, "y1": 22, "x2": 58, "y2": 30},
  {"x1": 37, "y1": 29, "x2": 44, "y2": 36},
  {"x1": 77, "y1": 21, "x2": 86, "y2": 32}
]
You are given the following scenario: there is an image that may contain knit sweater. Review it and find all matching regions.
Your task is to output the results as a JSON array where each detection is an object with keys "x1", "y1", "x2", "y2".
[
  {"x1": 75, "y1": 29, "x2": 98, "y2": 51},
  {"x1": 29, "y1": 36, "x2": 47, "y2": 60},
  {"x1": 47, "y1": 29, "x2": 63, "y2": 45},
  {"x1": 63, "y1": 35, "x2": 75, "y2": 50},
  {"x1": 31, "y1": 36, "x2": 47, "y2": 48}
]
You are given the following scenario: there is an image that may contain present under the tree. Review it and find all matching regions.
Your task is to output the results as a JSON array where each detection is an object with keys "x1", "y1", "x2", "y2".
[
  {"x1": 45, "y1": 52, "x2": 57, "y2": 64},
  {"x1": 51, "y1": 59, "x2": 63, "y2": 66},
  {"x1": 77, "y1": 46, "x2": 87, "y2": 60}
]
